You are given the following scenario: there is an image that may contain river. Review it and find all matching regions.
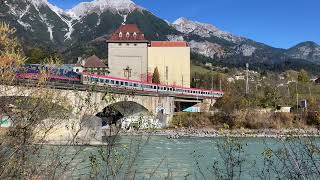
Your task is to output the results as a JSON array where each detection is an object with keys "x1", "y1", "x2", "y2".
[{"x1": 42, "y1": 136, "x2": 320, "y2": 179}]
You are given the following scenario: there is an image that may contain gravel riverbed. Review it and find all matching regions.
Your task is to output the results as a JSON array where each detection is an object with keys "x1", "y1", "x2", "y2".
[{"x1": 119, "y1": 128, "x2": 320, "y2": 138}]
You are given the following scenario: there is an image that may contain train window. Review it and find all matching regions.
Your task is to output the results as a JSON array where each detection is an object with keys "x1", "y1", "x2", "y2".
[
  {"x1": 106, "y1": 79, "x2": 109, "y2": 83},
  {"x1": 134, "y1": 83, "x2": 138, "y2": 87},
  {"x1": 153, "y1": 86, "x2": 156, "y2": 89},
  {"x1": 111, "y1": 80, "x2": 114, "y2": 84},
  {"x1": 120, "y1": 81, "x2": 124, "y2": 85},
  {"x1": 129, "y1": 82, "x2": 132, "y2": 86},
  {"x1": 116, "y1": 81, "x2": 119, "y2": 85},
  {"x1": 99, "y1": 79, "x2": 104, "y2": 83},
  {"x1": 125, "y1": 82, "x2": 128, "y2": 86},
  {"x1": 164, "y1": 87, "x2": 167, "y2": 91}
]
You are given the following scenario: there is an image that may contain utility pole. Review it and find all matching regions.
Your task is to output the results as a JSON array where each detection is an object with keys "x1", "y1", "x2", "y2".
[
  {"x1": 181, "y1": 75, "x2": 184, "y2": 88},
  {"x1": 296, "y1": 82, "x2": 299, "y2": 110},
  {"x1": 211, "y1": 76, "x2": 214, "y2": 90},
  {"x1": 219, "y1": 78, "x2": 222, "y2": 91},
  {"x1": 245, "y1": 63, "x2": 249, "y2": 95},
  {"x1": 309, "y1": 86, "x2": 312, "y2": 99}
]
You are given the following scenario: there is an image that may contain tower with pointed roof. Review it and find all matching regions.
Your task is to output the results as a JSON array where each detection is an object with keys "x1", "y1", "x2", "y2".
[{"x1": 107, "y1": 24, "x2": 149, "y2": 81}]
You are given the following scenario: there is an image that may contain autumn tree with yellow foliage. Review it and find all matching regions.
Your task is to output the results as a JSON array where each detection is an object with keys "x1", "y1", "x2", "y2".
[{"x1": 0, "y1": 22, "x2": 26, "y2": 81}]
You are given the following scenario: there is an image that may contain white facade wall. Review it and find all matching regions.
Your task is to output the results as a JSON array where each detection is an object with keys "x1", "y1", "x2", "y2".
[
  {"x1": 108, "y1": 42, "x2": 148, "y2": 81},
  {"x1": 148, "y1": 47, "x2": 191, "y2": 87}
]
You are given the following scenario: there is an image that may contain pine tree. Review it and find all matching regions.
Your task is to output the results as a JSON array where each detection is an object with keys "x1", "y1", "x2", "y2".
[{"x1": 152, "y1": 67, "x2": 160, "y2": 84}]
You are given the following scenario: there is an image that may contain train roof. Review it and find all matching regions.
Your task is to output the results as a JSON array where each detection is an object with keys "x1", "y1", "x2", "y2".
[{"x1": 82, "y1": 73, "x2": 224, "y2": 93}]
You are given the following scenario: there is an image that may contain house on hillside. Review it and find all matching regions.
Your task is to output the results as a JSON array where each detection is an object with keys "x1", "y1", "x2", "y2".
[{"x1": 73, "y1": 55, "x2": 109, "y2": 76}]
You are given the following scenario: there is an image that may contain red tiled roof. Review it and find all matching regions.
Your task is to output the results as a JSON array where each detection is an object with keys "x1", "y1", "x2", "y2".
[
  {"x1": 151, "y1": 41, "x2": 187, "y2": 47},
  {"x1": 108, "y1": 24, "x2": 148, "y2": 42},
  {"x1": 114, "y1": 24, "x2": 141, "y2": 33},
  {"x1": 82, "y1": 55, "x2": 107, "y2": 68}
]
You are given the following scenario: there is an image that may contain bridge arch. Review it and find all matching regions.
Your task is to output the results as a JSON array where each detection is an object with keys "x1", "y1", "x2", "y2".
[{"x1": 96, "y1": 101, "x2": 150, "y2": 127}]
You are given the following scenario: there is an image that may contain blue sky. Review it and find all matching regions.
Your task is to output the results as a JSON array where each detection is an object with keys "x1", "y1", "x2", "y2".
[{"x1": 49, "y1": 0, "x2": 320, "y2": 49}]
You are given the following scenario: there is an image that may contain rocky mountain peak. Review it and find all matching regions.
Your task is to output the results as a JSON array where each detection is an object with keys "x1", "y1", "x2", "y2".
[
  {"x1": 173, "y1": 17, "x2": 220, "y2": 34},
  {"x1": 28, "y1": 0, "x2": 48, "y2": 7},
  {"x1": 66, "y1": 0, "x2": 142, "y2": 19},
  {"x1": 287, "y1": 41, "x2": 320, "y2": 63},
  {"x1": 172, "y1": 17, "x2": 243, "y2": 43},
  {"x1": 294, "y1": 41, "x2": 319, "y2": 48}
]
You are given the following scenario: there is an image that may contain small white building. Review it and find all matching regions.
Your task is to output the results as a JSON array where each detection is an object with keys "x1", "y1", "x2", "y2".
[
  {"x1": 235, "y1": 75, "x2": 245, "y2": 81},
  {"x1": 275, "y1": 106, "x2": 292, "y2": 113}
]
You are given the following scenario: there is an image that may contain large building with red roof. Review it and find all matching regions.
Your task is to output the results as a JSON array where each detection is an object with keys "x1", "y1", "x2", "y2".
[{"x1": 107, "y1": 24, "x2": 190, "y2": 87}]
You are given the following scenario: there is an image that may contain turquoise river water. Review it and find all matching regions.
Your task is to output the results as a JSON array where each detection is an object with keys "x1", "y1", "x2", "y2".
[{"x1": 43, "y1": 136, "x2": 320, "y2": 179}]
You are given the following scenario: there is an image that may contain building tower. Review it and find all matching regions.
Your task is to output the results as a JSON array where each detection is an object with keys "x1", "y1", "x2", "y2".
[{"x1": 107, "y1": 24, "x2": 149, "y2": 81}]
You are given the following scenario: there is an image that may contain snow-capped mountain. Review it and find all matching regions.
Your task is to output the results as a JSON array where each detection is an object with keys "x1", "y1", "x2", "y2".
[
  {"x1": 169, "y1": 17, "x2": 262, "y2": 60},
  {"x1": 172, "y1": 17, "x2": 243, "y2": 43},
  {"x1": 67, "y1": 0, "x2": 143, "y2": 19},
  {"x1": 2, "y1": 0, "x2": 73, "y2": 44},
  {"x1": 0, "y1": 0, "x2": 319, "y2": 67}
]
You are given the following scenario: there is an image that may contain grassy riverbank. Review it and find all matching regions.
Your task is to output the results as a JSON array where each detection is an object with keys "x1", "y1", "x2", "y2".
[{"x1": 170, "y1": 111, "x2": 319, "y2": 130}]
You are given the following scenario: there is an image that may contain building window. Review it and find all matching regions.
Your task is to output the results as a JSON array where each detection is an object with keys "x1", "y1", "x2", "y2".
[
  {"x1": 126, "y1": 43, "x2": 130, "y2": 46},
  {"x1": 119, "y1": 43, "x2": 122, "y2": 46},
  {"x1": 119, "y1": 32, "x2": 122, "y2": 37},
  {"x1": 126, "y1": 32, "x2": 130, "y2": 38},
  {"x1": 134, "y1": 43, "x2": 137, "y2": 46},
  {"x1": 133, "y1": 32, "x2": 137, "y2": 38}
]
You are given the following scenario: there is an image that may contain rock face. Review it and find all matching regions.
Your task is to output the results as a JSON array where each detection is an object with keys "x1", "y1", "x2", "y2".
[
  {"x1": 1, "y1": 0, "x2": 319, "y2": 67},
  {"x1": 287, "y1": 41, "x2": 320, "y2": 64},
  {"x1": 188, "y1": 40, "x2": 226, "y2": 59},
  {"x1": 66, "y1": 0, "x2": 143, "y2": 19},
  {"x1": 172, "y1": 17, "x2": 243, "y2": 43}
]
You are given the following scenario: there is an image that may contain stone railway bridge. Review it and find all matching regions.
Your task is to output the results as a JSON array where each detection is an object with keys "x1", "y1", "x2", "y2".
[{"x1": 0, "y1": 83, "x2": 216, "y2": 144}]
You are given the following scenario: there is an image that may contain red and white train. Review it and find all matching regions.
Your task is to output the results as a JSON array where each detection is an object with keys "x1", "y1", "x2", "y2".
[{"x1": 82, "y1": 73, "x2": 224, "y2": 98}]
